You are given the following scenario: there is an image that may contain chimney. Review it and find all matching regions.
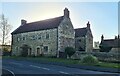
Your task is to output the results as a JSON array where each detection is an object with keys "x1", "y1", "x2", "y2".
[
  {"x1": 87, "y1": 21, "x2": 90, "y2": 28},
  {"x1": 115, "y1": 36, "x2": 117, "y2": 39},
  {"x1": 118, "y1": 35, "x2": 119, "y2": 39},
  {"x1": 64, "y1": 8, "x2": 69, "y2": 18},
  {"x1": 21, "y1": 19, "x2": 27, "y2": 25},
  {"x1": 101, "y1": 35, "x2": 104, "y2": 41}
]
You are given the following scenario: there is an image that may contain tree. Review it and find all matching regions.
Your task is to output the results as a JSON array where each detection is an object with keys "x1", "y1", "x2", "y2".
[
  {"x1": 65, "y1": 47, "x2": 75, "y2": 59},
  {"x1": 0, "y1": 14, "x2": 12, "y2": 45}
]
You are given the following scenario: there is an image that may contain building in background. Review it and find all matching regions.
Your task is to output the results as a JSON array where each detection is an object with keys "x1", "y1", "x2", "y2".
[
  {"x1": 93, "y1": 41, "x2": 100, "y2": 52},
  {"x1": 99, "y1": 35, "x2": 120, "y2": 53},
  {"x1": 0, "y1": 45, "x2": 11, "y2": 56},
  {"x1": 75, "y1": 22, "x2": 93, "y2": 52}
]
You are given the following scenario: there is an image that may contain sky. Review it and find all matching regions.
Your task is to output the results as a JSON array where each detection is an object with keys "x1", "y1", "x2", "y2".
[{"x1": 0, "y1": 1, "x2": 119, "y2": 45}]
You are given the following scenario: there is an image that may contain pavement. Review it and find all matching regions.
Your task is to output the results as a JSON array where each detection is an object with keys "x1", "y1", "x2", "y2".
[{"x1": 2, "y1": 58, "x2": 120, "y2": 76}]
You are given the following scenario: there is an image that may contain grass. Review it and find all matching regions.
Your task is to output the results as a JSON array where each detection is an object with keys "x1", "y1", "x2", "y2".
[{"x1": 3, "y1": 56, "x2": 120, "y2": 69}]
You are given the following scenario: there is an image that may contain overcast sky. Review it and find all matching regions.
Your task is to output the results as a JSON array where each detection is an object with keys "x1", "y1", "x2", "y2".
[{"x1": 0, "y1": 1, "x2": 119, "y2": 45}]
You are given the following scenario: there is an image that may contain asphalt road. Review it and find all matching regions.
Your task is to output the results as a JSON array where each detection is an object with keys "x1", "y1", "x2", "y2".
[{"x1": 2, "y1": 59, "x2": 120, "y2": 76}]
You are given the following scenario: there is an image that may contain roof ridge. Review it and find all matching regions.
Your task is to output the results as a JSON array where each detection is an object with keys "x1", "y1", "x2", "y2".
[
  {"x1": 11, "y1": 16, "x2": 64, "y2": 34},
  {"x1": 103, "y1": 39, "x2": 117, "y2": 41},
  {"x1": 75, "y1": 27, "x2": 87, "y2": 30},
  {"x1": 27, "y1": 16, "x2": 63, "y2": 25}
]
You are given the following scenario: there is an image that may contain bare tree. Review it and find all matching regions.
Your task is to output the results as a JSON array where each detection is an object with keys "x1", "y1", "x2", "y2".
[{"x1": 0, "y1": 14, "x2": 12, "y2": 45}]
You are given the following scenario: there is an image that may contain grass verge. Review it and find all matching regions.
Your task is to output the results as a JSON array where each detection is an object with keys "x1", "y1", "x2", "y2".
[{"x1": 3, "y1": 56, "x2": 120, "y2": 69}]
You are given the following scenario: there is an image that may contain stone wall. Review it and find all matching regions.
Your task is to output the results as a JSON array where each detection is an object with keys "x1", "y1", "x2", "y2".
[
  {"x1": 85, "y1": 29, "x2": 93, "y2": 52},
  {"x1": 75, "y1": 37, "x2": 86, "y2": 51},
  {"x1": 12, "y1": 28, "x2": 58, "y2": 56},
  {"x1": 58, "y1": 17, "x2": 75, "y2": 53},
  {"x1": 75, "y1": 31, "x2": 93, "y2": 52}
]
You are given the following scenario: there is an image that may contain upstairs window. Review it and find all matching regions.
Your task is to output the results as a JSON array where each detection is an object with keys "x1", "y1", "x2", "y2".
[
  {"x1": 78, "y1": 39, "x2": 81, "y2": 42},
  {"x1": 46, "y1": 34, "x2": 49, "y2": 39},
  {"x1": 23, "y1": 37, "x2": 25, "y2": 40},
  {"x1": 38, "y1": 35, "x2": 41, "y2": 39},
  {"x1": 30, "y1": 35, "x2": 36, "y2": 40},
  {"x1": 17, "y1": 37, "x2": 20, "y2": 42}
]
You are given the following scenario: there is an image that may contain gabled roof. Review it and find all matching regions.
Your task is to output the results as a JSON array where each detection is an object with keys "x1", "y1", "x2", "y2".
[
  {"x1": 75, "y1": 27, "x2": 87, "y2": 37},
  {"x1": 11, "y1": 16, "x2": 64, "y2": 34},
  {"x1": 100, "y1": 39, "x2": 120, "y2": 48}
]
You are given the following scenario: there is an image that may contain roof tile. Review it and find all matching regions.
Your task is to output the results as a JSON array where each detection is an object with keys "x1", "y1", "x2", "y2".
[{"x1": 11, "y1": 16, "x2": 64, "y2": 34}]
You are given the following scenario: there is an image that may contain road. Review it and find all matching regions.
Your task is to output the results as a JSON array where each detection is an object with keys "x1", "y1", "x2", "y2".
[{"x1": 2, "y1": 59, "x2": 119, "y2": 76}]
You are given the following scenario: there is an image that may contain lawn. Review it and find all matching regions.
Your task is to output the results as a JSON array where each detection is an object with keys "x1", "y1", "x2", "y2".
[{"x1": 3, "y1": 56, "x2": 120, "y2": 69}]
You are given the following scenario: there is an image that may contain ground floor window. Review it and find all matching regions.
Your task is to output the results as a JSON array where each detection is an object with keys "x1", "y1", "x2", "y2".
[{"x1": 44, "y1": 46, "x2": 48, "y2": 52}]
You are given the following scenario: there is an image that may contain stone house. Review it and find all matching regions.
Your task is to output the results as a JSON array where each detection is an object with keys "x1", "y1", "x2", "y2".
[
  {"x1": 11, "y1": 8, "x2": 75, "y2": 57},
  {"x1": 74, "y1": 22, "x2": 93, "y2": 52},
  {"x1": 99, "y1": 35, "x2": 120, "y2": 53}
]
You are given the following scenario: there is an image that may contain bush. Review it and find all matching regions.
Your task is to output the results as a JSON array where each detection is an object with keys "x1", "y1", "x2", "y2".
[
  {"x1": 81, "y1": 55, "x2": 99, "y2": 64},
  {"x1": 65, "y1": 47, "x2": 75, "y2": 58},
  {"x1": 3, "y1": 47, "x2": 11, "y2": 56}
]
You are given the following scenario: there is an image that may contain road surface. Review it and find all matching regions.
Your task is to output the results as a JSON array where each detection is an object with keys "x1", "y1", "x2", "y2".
[{"x1": 2, "y1": 58, "x2": 119, "y2": 76}]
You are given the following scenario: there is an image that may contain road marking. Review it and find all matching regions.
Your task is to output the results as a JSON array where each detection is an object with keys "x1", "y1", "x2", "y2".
[
  {"x1": 30, "y1": 65, "x2": 50, "y2": 70},
  {"x1": 3, "y1": 68, "x2": 15, "y2": 76},
  {"x1": 59, "y1": 71, "x2": 69, "y2": 74},
  {"x1": 30, "y1": 65, "x2": 42, "y2": 68},
  {"x1": 42, "y1": 68, "x2": 50, "y2": 70},
  {"x1": 11, "y1": 62, "x2": 23, "y2": 66}
]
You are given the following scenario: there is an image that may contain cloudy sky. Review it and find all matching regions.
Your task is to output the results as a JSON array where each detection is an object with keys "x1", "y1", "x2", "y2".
[{"x1": 0, "y1": 0, "x2": 119, "y2": 45}]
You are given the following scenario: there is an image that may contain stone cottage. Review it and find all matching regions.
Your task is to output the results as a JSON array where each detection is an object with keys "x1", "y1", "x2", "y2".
[
  {"x1": 11, "y1": 8, "x2": 75, "y2": 57},
  {"x1": 75, "y1": 22, "x2": 93, "y2": 52},
  {"x1": 99, "y1": 35, "x2": 120, "y2": 53}
]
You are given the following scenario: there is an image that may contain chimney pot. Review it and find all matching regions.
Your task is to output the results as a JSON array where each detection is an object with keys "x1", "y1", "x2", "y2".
[{"x1": 21, "y1": 19, "x2": 27, "y2": 25}]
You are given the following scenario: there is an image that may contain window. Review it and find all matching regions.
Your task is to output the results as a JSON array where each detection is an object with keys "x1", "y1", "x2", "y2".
[
  {"x1": 78, "y1": 39, "x2": 81, "y2": 42},
  {"x1": 38, "y1": 35, "x2": 41, "y2": 39},
  {"x1": 23, "y1": 37, "x2": 25, "y2": 40},
  {"x1": 44, "y1": 46, "x2": 48, "y2": 52},
  {"x1": 30, "y1": 35, "x2": 36, "y2": 40},
  {"x1": 17, "y1": 37, "x2": 20, "y2": 42},
  {"x1": 46, "y1": 34, "x2": 49, "y2": 39}
]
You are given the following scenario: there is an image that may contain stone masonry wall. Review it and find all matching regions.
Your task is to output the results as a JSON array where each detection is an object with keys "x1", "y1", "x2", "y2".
[
  {"x1": 75, "y1": 37, "x2": 86, "y2": 51},
  {"x1": 58, "y1": 17, "x2": 75, "y2": 53},
  {"x1": 12, "y1": 28, "x2": 58, "y2": 56}
]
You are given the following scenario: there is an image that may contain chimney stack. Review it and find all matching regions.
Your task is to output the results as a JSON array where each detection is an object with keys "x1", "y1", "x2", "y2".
[
  {"x1": 87, "y1": 21, "x2": 90, "y2": 28},
  {"x1": 101, "y1": 35, "x2": 104, "y2": 41},
  {"x1": 64, "y1": 8, "x2": 69, "y2": 18},
  {"x1": 21, "y1": 19, "x2": 27, "y2": 25},
  {"x1": 115, "y1": 36, "x2": 117, "y2": 39},
  {"x1": 118, "y1": 35, "x2": 119, "y2": 39}
]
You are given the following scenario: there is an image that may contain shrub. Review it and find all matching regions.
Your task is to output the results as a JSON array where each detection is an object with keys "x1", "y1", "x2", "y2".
[
  {"x1": 3, "y1": 47, "x2": 11, "y2": 56},
  {"x1": 65, "y1": 47, "x2": 75, "y2": 58},
  {"x1": 81, "y1": 55, "x2": 99, "y2": 64}
]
